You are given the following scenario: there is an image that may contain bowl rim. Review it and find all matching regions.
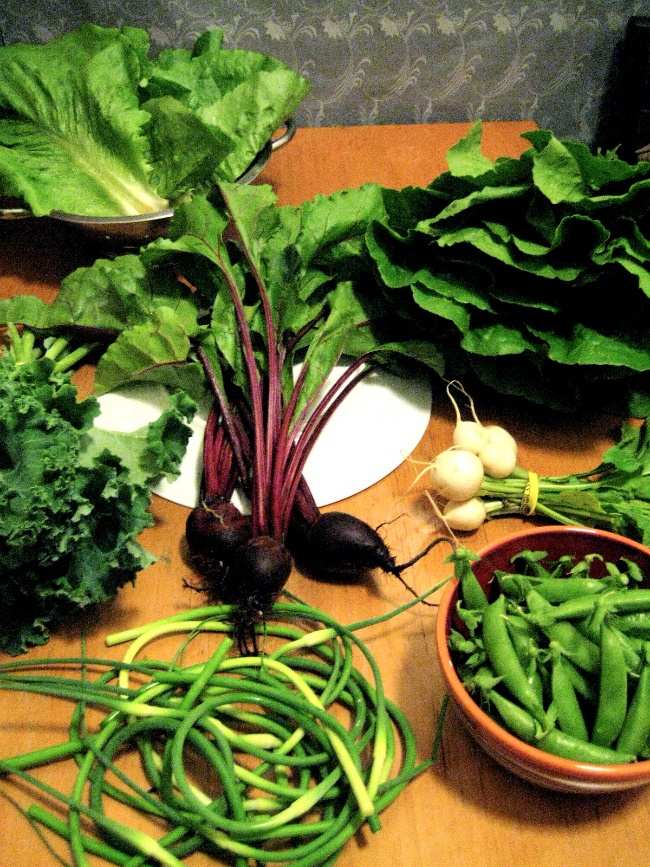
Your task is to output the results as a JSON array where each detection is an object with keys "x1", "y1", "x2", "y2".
[{"x1": 436, "y1": 524, "x2": 650, "y2": 783}]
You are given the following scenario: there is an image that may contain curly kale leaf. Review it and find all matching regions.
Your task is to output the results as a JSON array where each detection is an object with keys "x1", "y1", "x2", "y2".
[{"x1": 0, "y1": 351, "x2": 194, "y2": 654}]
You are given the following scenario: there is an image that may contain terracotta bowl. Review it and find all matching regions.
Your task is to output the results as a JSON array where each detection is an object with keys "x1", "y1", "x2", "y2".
[{"x1": 436, "y1": 525, "x2": 650, "y2": 793}]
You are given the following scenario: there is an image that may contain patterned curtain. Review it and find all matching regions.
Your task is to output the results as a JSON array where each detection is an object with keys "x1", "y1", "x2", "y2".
[{"x1": 1, "y1": 0, "x2": 647, "y2": 144}]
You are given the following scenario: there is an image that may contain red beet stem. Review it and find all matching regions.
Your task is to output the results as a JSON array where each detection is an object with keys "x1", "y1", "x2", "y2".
[
  {"x1": 201, "y1": 405, "x2": 239, "y2": 500},
  {"x1": 279, "y1": 356, "x2": 375, "y2": 535},
  {"x1": 269, "y1": 360, "x2": 311, "y2": 538},
  {"x1": 209, "y1": 250, "x2": 267, "y2": 536},
  {"x1": 196, "y1": 345, "x2": 248, "y2": 485},
  {"x1": 294, "y1": 477, "x2": 321, "y2": 528},
  {"x1": 219, "y1": 187, "x2": 285, "y2": 533}
]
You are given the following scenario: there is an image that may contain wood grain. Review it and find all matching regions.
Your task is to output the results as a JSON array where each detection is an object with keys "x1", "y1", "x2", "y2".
[{"x1": 0, "y1": 121, "x2": 637, "y2": 867}]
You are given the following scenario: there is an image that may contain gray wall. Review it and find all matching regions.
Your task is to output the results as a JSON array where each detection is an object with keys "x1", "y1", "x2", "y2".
[{"x1": 2, "y1": 1, "x2": 649, "y2": 144}]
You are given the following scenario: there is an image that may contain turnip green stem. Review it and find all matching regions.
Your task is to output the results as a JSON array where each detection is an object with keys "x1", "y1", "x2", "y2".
[
  {"x1": 43, "y1": 335, "x2": 69, "y2": 361},
  {"x1": 19, "y1": 328, "x2": 35, "y2": 360}
]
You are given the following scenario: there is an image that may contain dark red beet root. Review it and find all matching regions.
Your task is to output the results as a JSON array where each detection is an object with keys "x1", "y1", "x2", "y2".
[
  {"x1": 303, "y1": 511, "x2": 397, "y2": 578},
  {"x1": 220, "y1": 535, "x2": 292, "y2": 606},
  {"x1": 213, "y1": 536, "x2": 292, "y2": 656},
  {"x1": 296, "y1": 511, "x2": 445, "y2": 608},
  {"x1": 186, "y1": 496, "x2": 252, "y2": 563}
]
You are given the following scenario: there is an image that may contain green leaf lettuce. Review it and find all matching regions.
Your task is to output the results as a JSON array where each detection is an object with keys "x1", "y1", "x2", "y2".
[{"x1": 0, "y1": 25, "x2": 309, "y2": 216}]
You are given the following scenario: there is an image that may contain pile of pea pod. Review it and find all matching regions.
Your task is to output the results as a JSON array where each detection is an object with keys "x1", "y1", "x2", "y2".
[{"x1": 450, "y1": 549, "x2": 650, "y2": 765}]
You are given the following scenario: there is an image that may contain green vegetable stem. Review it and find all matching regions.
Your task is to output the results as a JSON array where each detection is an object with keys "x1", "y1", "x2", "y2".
[
  {"x1": 0, "y1": 587, "x2": 448, "y2": 866},
  {"x1": 478, "y1": 417, "x2": 650, "y2": 544}
]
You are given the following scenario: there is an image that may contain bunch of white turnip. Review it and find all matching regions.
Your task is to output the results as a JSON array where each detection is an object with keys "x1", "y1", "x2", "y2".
[{"x1": 427, "y1": 382, "x2": 518, "y2": 531}]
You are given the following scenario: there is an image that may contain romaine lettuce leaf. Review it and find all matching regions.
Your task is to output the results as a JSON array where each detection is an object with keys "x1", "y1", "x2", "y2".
[
  {"x1": 0, "y1": 25, "x2": 167, "y2": 216},
  {"x1": 0, "y1": 24, "x2": 309, "y2": 216},
  {"x1": 143, "y1": 30, "x2": 310, "y2": 183}
]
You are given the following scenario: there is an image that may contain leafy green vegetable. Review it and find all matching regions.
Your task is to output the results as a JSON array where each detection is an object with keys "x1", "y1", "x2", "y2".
[
  {"x1": 92, "y1": 307, "x2": 197, "y2": 396},
  {"x1": 15, "y1": 182, "x2": 433, "y2": 404},
  {"x1": 141, "y1": 28, "x2": 309, "y2": 184},
  {"x1": 4, "y1": 122, "x2": 650, "y2": 414},
  {"x1": 0, "y1": 330, "x2": 195, "y2": 654},
  {"x1": 0, "y1": 24, "x2": 309, "y2": 216},
  {"x1": 366, "y1": 122, "x2": 650, "y2": 410},
  {"x1": 0, "y1": 26, "x2": 169, "y2": 216}
]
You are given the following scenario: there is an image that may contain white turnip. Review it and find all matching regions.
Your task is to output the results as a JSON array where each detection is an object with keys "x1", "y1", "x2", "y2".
[
  {"x1": 430, "y1": 447, "x2": 484, "y2": 501},
  {"x1": 442, "y1": 497, "x2": 487, "y2": 531},
  {"x1": 445, "y1": 380, "x2": 518, "y2": 478}
]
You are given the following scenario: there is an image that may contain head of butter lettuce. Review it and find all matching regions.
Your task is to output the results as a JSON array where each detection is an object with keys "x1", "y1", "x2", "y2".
[{"x1": 0, "y1": 24, "x2": 309, "y2": 217}]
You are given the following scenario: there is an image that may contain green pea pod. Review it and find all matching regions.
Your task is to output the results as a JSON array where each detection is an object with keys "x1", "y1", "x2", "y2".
[
  {"x1": 506, "y1": 618, "x2": 544, "y2": 706},
  {"x1": 592, "y1": 623, "x2": 628, "y2": 748},
  {"x1": 540, "y1": 725, "x2": 634, "y2": 765},
  {"x1": 527, "y1": 589, "x2": 600, "y2": 674},
  {"x1": 609, "y1": 589, "x2": 650, "y2": 614},
  {"x1": 612, "y1": 627, "x2": 642, "y2": 675},
  {"x1": 505, "y1": 616, "x2": 538, "y2": 662},
  {"x1": 531, "y1": 577, "x2": 608, "y2": 604},
  {"x1": 526, "y1": 588, "x2": 554, "y2": 615},
  {"x1": 583, "y1": 618, "x2": 642, "y2": 672},
  {"x1": 506, "y1": 612, "x2": 538, "y2": 635},
  {"x1": 548, "y1": 595, "x2": 602, "y2": 622},
  {"x1": 488, "y1": 690, "x2": 634, "y2": 765},
  {"x1": 543, "y1": 621, "x2": 600, "y2": 674},
  {"x1": 551, "y1": 654, "x2": 588, "y2": 742},
  {"x1": 452, "y1": 549, "x2": 487, "y2": 611},
  {"x1": 496, "y1": 573, "x2": 531, "y2": 601},
  {"x1": 582, "y1": 595, "x2": 617, "y2": 644},
  {"x1": 525, "y1": 589, "x2": 601, "y2": 630},
  {"x1": 611, "y1": 612, "x2": 650, "y2": 640},
  {"x1": 482, "y1": 595, "x2": 544, "y2": 722},
  {"x1": 486, "y1": 689, "x2": 537, "y2": 740},
  {"x1": 617, "y1": 659, "x2": 650, "y2": 756},
  {"x1": 562, "y1": 658, "x2": 596, "y2": 703},
  {"x1": 618, "y1": 558, "x2": 646, "y2": 586},
  {"x1": 509, "y1": 549, "x2": 551, "y2": 578}
]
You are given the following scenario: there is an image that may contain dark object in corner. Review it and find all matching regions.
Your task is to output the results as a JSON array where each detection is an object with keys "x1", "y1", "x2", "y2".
[{"x1": 620, "y1": 16, "x2": 650, "y2": 162}]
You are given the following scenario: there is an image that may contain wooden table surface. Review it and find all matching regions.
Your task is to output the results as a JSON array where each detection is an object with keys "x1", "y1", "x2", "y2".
[{"x1": 0, "y1": 121, "x2": 642, "y2": 867}]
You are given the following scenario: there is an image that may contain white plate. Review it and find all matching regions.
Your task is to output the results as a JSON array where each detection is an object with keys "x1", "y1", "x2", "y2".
[{"x1": 94, "y1": 365, "x2": 432, "y2": 509}]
